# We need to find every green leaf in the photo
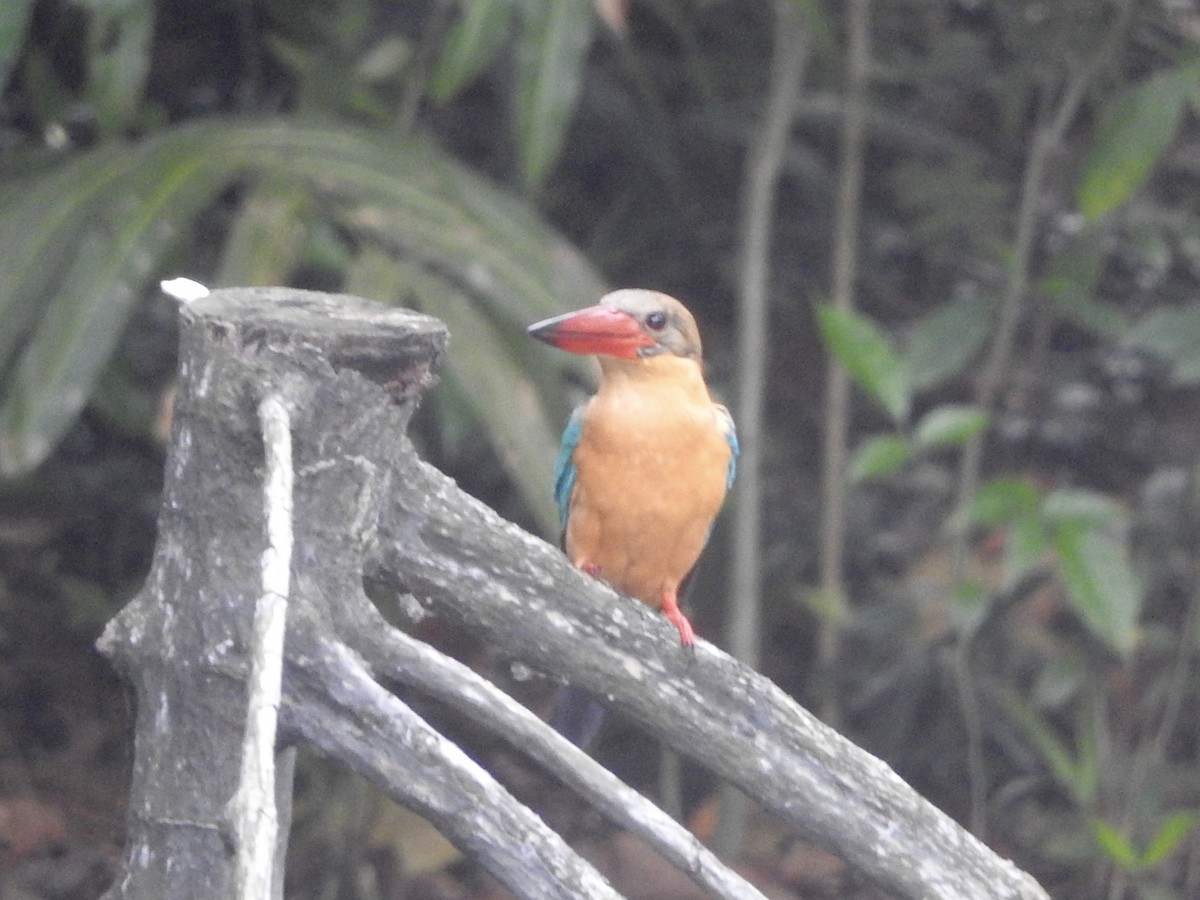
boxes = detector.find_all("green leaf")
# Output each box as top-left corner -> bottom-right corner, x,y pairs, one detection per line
513,0 -> 594,189
1040,226 -> 1126,338
1052,522 -> 1141,658
816,304 -> 910,423
905,288 -> 998,391
1122,307 -> 1200,385
1093,820 -> 1141,871
848,433 -> 911,482
345,251 -> 564,535
913,404 -> 988,449
0,120 -> 604,487
1042,489 -> 1124,529
965,477 -> 1042,526
1004,514 -> 1049,589
430,0 -> 516,102
1042,274 -> 1127,338
995,688 -> 1093,806
0,134 -> 231,474
1141,812 -> 1195,868
356,37 -> 411,83
1078,60 -> 1200,219
798,585 -> 850,626
214,175 -> 314,287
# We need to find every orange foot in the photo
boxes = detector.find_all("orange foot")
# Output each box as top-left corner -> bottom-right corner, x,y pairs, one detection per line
661,590 -> 695,651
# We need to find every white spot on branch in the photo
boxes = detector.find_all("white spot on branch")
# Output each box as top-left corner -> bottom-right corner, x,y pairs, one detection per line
160,277 -> 211,303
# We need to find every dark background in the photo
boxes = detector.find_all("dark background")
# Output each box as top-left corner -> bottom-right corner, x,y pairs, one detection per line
2,1 -> 1200,897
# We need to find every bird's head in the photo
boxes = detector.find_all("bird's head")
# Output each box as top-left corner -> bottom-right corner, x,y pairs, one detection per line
527,289 -> 703,362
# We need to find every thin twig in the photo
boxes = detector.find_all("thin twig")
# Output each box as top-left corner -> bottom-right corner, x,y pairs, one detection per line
231,393 -> 294,899
1107,493 -> 1200,900
818,0 -> 871,727
949,1 -> 1136,839
721,0 -> 810,856
395,0 -> 455,138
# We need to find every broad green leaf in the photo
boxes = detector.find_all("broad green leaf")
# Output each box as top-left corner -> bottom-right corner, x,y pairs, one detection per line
0,143 -> 139,375
513,0 -> 594,189
215,175 -> 314,287
1122,307 -> 1200,385
1042,275 -> 1127,338
1141,812 -> 1195,868
431,0 -> 516,102
799,585 -> 850,625
309,144 -> 605,352
356,37 -> 410,83
0,0 -> 36,92
0,134 -> 231,475
848,433 -> 910,482
0,120 -> 603,482
965,476 -> 1041,526
816,304 -> 910,423
1093,820 -> 1141,870
1042,489 -> 1125,529
905,288 -> 998,391
1078,59 -> 1200,219
1052,522 -> 1140,658
1003,513 -> 1048,589
913,404 -> 988,449
1041,226 -> 1126,338
346,251 -> 563,534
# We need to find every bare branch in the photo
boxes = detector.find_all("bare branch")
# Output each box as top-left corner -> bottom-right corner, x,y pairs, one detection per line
725,0 -> 811,854
228,393 -> 293,900
819,0 -> 871,719
344,603 -> 768,900
283,635 -> 620,900
101,288 -> 1048,900
368,450 -> 1049,900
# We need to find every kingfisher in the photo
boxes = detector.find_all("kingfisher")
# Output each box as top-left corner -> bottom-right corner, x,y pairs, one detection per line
528,289 -> 738,649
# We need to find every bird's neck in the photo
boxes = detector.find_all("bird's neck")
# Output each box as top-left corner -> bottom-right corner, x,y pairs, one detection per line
596,354 -> 711,401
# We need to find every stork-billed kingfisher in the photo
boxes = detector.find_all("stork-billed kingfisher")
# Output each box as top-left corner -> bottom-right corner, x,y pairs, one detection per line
528,289 -> 738,648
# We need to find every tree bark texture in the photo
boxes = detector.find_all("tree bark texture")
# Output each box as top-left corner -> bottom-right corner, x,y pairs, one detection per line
99,287 -> 1047,900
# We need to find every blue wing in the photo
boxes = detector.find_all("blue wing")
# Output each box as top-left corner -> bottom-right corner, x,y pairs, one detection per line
718,404 -> 738,490
554,401 -> 735,535
553,405 -> 586,531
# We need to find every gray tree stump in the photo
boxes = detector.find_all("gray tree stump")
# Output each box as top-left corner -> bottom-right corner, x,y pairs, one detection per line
98,287 -> 1048,900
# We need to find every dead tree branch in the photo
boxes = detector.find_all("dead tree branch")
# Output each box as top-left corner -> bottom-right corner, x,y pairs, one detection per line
100,288 -> 1047,900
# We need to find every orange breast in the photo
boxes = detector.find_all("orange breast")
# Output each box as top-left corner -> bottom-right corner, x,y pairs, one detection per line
564,367 -> 731,608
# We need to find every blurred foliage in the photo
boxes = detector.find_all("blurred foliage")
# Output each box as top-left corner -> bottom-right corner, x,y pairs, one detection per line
5,0 -> 1200,897
0,120 -> 600,531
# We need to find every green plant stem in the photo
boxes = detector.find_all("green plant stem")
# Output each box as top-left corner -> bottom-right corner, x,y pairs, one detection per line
715,0 -> 809,858
949,1 -> 1135,839
1106,508 -> 1200,899
818,0 -> 871,727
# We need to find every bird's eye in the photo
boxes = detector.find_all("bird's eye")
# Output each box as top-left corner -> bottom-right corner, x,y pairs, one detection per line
645,311 -> 668,331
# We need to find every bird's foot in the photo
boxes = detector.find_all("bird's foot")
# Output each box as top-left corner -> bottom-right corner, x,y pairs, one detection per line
581,562 -> 602,579
661,590 -> 695,652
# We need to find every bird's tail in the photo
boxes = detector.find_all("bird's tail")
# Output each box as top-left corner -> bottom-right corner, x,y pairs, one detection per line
549,685 -> 607,750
